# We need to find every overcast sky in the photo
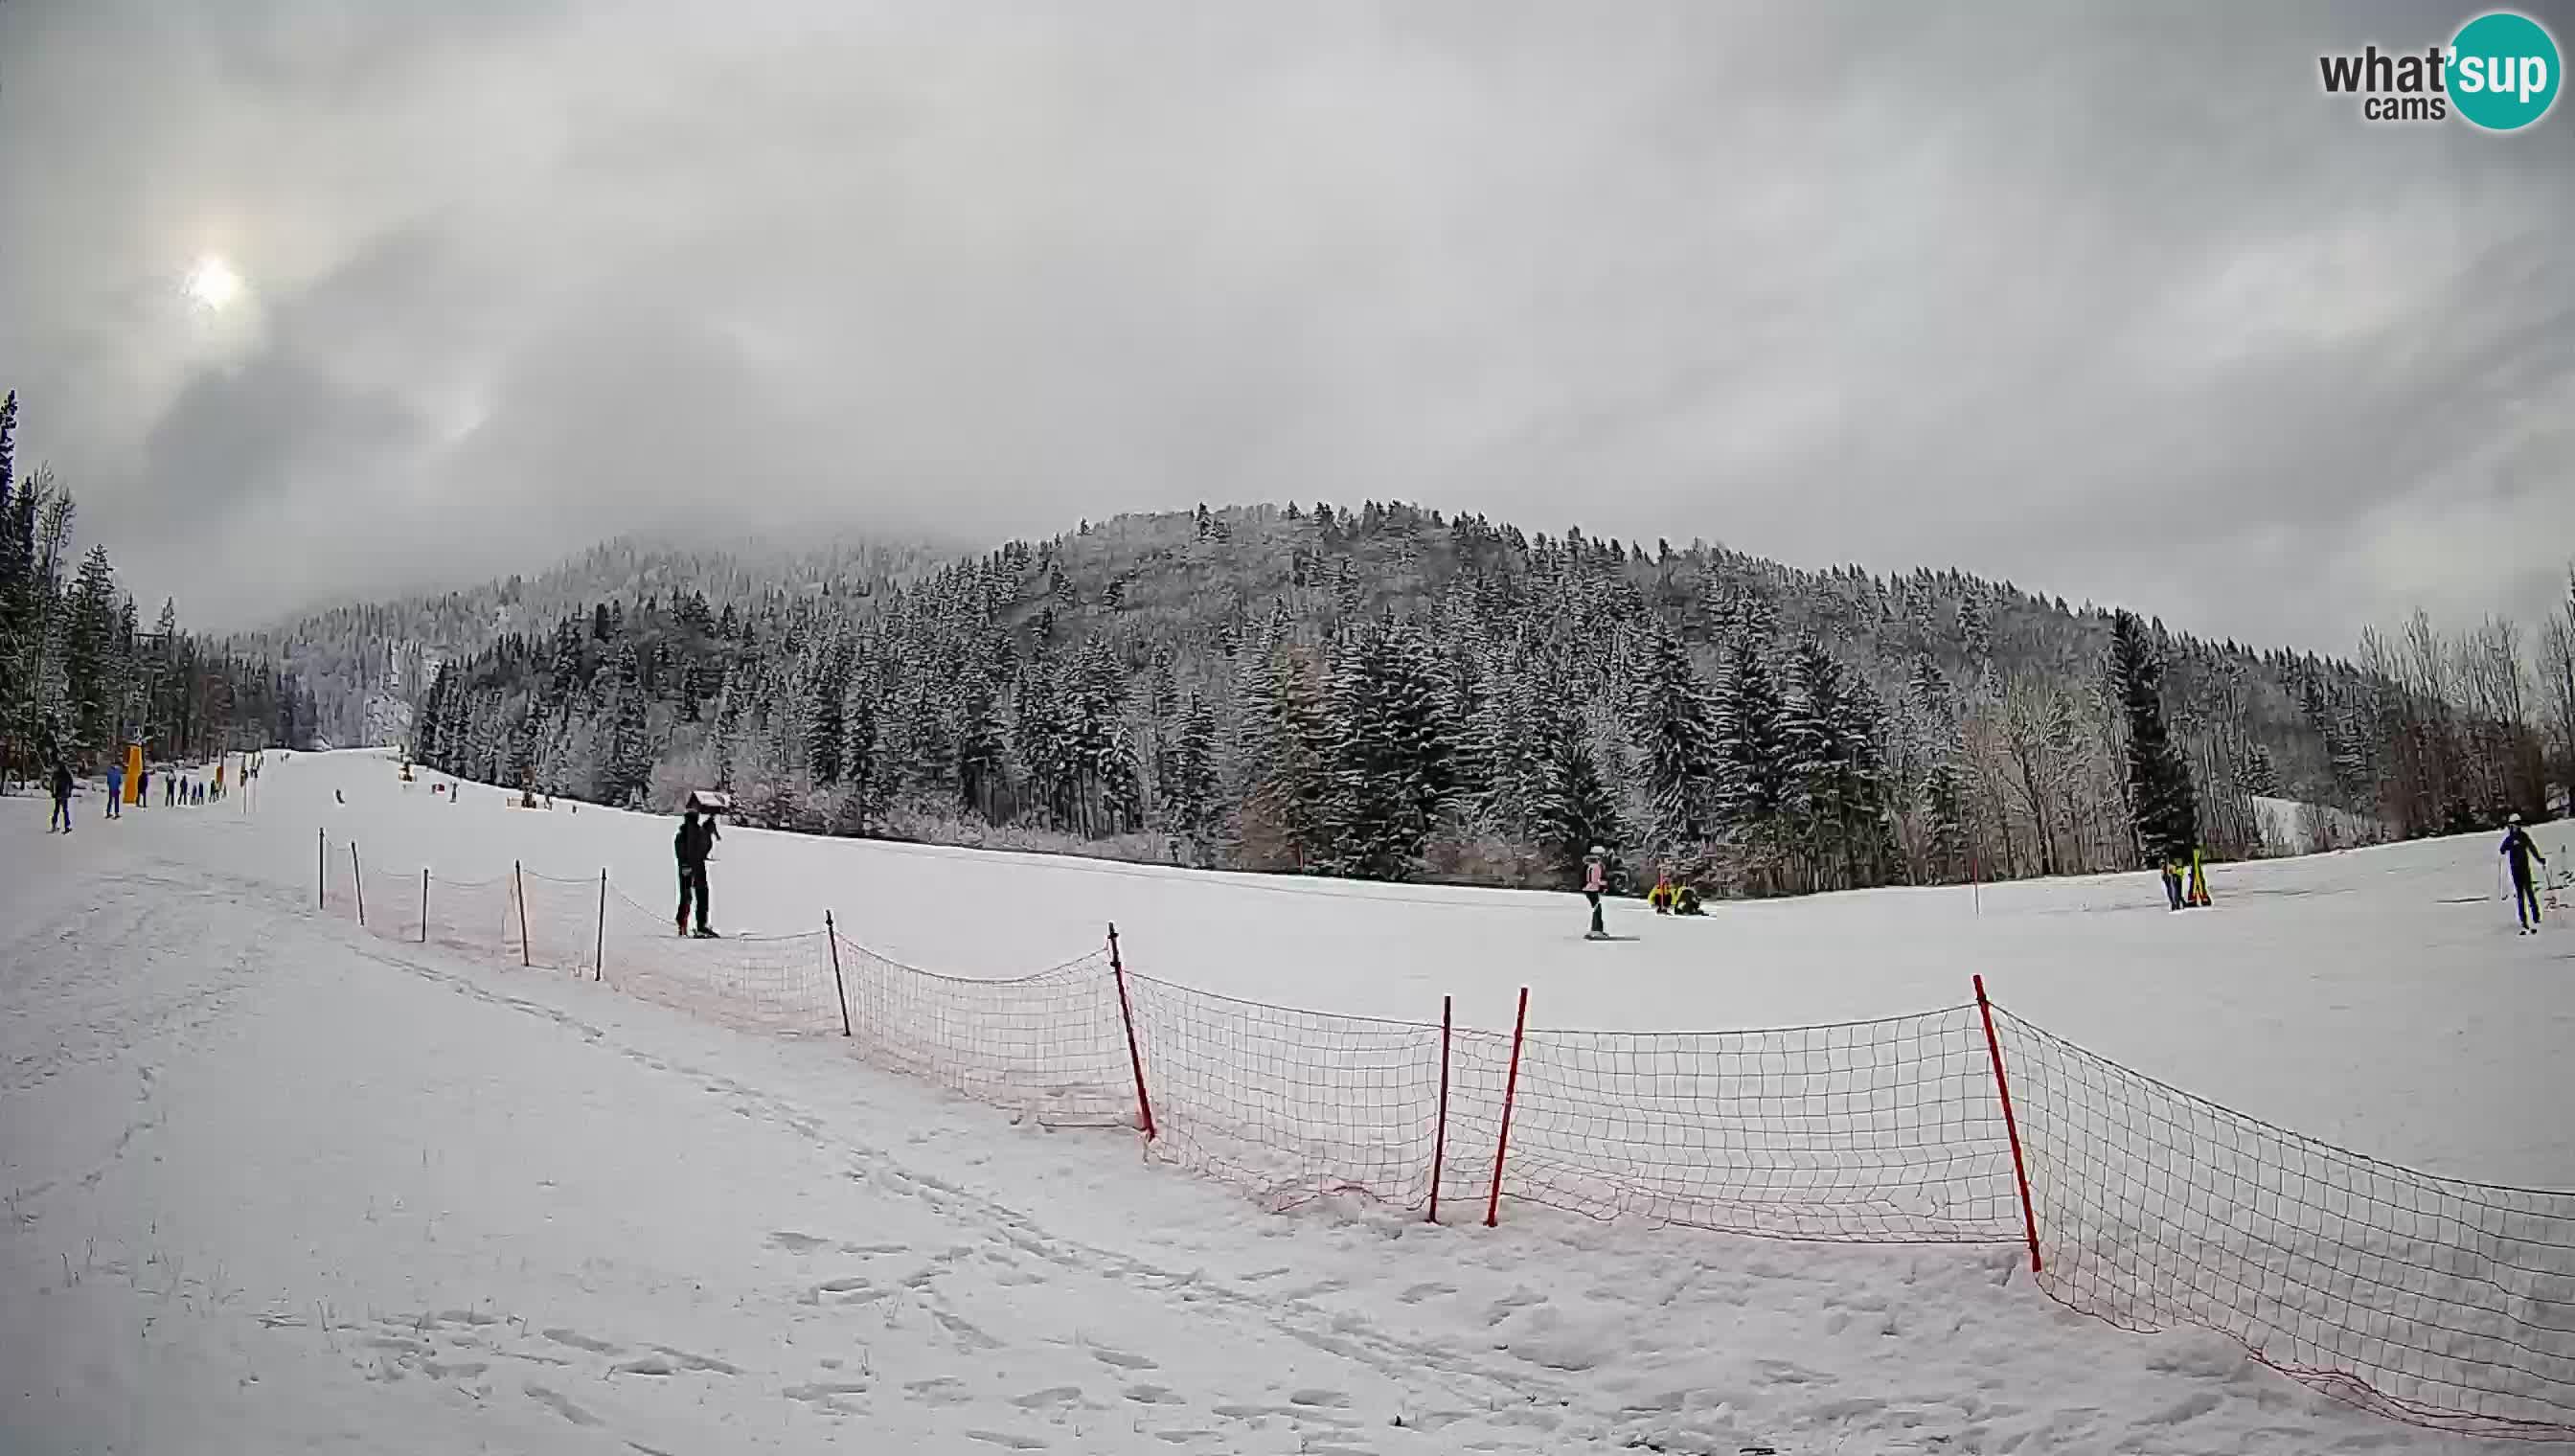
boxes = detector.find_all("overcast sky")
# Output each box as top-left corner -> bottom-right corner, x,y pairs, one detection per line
2,0 -> 2569,648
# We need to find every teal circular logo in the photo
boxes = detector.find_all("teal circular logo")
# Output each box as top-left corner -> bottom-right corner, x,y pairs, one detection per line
2450,11 -> 2561,130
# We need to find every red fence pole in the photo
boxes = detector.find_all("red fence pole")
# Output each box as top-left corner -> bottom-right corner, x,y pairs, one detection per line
1484,986 -> 1529,1229
594,870 -> 606,982
513,860 -> 531,967
420,868 -> 430,944
825,911 -> 853,1037
1106,923 -> 1157,1141
351,843 -> 366,927
1974,974 -> 2042,1274
1428,993 -> 1453,1223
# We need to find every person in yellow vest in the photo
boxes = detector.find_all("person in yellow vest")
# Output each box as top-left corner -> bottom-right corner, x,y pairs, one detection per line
1648,874 -> 1676,914
1674,883 -> 1704,916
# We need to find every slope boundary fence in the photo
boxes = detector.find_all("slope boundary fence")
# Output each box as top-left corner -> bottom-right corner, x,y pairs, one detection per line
313,830 -> 2575,1443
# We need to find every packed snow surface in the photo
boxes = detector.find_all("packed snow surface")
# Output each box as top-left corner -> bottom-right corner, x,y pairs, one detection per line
4,748 -> 2567,1453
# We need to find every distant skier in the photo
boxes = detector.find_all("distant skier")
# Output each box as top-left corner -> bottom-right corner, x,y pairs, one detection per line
1582,846 -> 1608,940
2501,814 -> 2548,934
135,766 -> 149,809
104,762 -> 123,820
47,762 -> 73,833
2160,857 -> 2185,911
674,807 -> 718,938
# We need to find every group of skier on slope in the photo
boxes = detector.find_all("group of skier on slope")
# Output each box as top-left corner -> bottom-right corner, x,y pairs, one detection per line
40,758 -> 217,832
1568,818 -> 2558,939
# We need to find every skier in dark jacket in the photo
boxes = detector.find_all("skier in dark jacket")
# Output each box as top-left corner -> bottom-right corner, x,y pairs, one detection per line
674,808 -> 718,937
2502,814 -> 2548,934
1581,846 -> 1608,939
48,762 -> 74,832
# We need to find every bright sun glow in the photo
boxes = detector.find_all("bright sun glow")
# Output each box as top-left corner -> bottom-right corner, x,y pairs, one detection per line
187,256 -> 244,311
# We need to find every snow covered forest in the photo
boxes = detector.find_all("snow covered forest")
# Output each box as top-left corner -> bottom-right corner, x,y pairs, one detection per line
0,393 -> 319,784
373,501 -> 2575,895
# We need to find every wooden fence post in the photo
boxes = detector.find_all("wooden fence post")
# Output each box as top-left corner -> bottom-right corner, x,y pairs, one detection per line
1484,986 -> 1529,1229
825,912 -> 853,1036
351,843 -> 366,927
594,870 -> 607,982
1975,974 -> 2043,1274
1428,993 -> 1453,1223
420,868 -> 430,944
1106,923 -> 1157,1141
513,860 -> 531,967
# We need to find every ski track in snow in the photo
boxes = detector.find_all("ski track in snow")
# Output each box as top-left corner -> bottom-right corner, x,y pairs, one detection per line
6,760 -> 2553,1453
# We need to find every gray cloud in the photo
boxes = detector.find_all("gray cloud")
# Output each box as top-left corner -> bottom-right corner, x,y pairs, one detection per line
1,0 -> 2569,646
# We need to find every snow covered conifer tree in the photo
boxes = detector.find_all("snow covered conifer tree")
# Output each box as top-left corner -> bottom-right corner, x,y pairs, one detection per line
1530,699 -> 1621,876
1628,626 -> 1719,871
2109,609 -> 2199,864
1323,616 -> 1453,880
603,641 -> 654,808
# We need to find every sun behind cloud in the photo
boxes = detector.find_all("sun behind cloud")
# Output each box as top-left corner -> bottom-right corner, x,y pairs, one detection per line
186,255 -> 244,311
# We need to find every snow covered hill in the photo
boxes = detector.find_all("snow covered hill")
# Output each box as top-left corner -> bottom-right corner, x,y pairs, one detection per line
5,751 -> 2568,1453
2254,793 -> 2393,855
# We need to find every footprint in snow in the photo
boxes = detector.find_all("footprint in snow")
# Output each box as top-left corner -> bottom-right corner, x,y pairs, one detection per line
965,1431 -> 1048,1450
784,1380 -> 872,1403
1013,1385 -> 1084,1409
523,1384 -> 602,1426
1288,1389 -> 1353,1409
1090,1347 -> 1159,1371
541,1328 -> 622,1354
767,1230 -> 832,1253
646,1345 -> 742,1376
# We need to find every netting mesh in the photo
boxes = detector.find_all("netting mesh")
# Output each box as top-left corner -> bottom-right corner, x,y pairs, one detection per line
511,869 -> 604,972
833,937 -> 1131,1127
1457,1008 -> 2022,1242
426,876 -> 513,959
302,836 -> 2575,1441
355,867 -> 429,945
1992,1009 -> 2575,1440
596,887 -> 838,1035
1124,974 -> 1447,1210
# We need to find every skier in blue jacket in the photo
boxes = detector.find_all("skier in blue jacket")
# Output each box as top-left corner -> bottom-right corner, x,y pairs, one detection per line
2502,814 -> 2548,934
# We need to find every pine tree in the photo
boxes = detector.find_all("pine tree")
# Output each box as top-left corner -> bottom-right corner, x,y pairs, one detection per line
1530,699 -> 1620,876
1323,617 -> 1453,879
807,633 -> 850,786
1166,692 -> 1219,841
1714,627 -> 1791,825
1628,626 -> 1720,870
835,664 -> 885,833
416,663 -> 451,766
2108,610 -> 2199,863
1242,642 -> 1333,870
602,642 -> 653,807
62,544 -> 120,755
954,659 -> 1008,822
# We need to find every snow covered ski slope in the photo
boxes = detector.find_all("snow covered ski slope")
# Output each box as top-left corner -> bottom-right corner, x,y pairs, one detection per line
4,748 -> 2570,1451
